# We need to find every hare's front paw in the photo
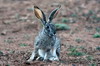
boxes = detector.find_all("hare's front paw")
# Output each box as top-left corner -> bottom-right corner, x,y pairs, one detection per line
36,57 -> 44,61
49,56 -> 59,61
25,59 -> 33,65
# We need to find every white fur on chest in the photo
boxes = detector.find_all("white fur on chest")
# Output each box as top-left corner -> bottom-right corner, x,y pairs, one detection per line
38,49 -> 45,58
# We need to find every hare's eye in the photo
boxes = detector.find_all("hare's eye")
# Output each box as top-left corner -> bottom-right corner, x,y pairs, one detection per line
46,26 -> 49,29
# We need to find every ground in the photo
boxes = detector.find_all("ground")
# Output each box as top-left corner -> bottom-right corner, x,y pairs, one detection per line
0,0 -> 100,66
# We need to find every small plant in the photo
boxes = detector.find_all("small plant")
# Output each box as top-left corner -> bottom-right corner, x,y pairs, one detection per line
9,50 -> 15,54
67,46 -> 85,56
86,55 -> 94,61
61,18 -> 70,23
89,63 -> 96,66
96,46 -> 100,51
95,27 -> 100,32
6,64 -> 10,66
0,51 -> 3,55
88,10 -> 94,15
95,17 -> 100,22
55,23 -> 70,30
75,38 -> 83,43
82,10 -> 94,17
4,39 -> 14,44
68,51 -> 85,56
15,13 -> 20,19
19,43 -> 28,47
93,33 -> 100,38
92,15 -> 100,22
70,13 -> 78,17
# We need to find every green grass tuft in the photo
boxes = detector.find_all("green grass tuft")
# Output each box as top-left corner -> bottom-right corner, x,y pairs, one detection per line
96,46 -> 100,51
95,27 -> 100,32
68,51 -> 85,56
55,23 -> 70,30
67,46 -> 86,56
19,43 -> 28,47
6,64 -> 10,66
61,18 -> 70,23
75,38 -> 83,43
4,39 -> 14,44
82,10 -> 94,17
93,33 -> 100,38
70,13 -> 78,17
89,63 -> 96,66
86,55 -> 94,61
92,15 -> 100,22
0,51 -> 3,55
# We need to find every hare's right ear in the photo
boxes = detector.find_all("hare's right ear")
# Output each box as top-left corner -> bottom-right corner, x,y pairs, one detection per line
48,6 -> 61,23
34,6 -> 46,25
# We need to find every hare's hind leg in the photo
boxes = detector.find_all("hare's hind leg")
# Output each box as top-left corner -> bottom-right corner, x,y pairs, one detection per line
43,49 -> 51,61
36,49 -> 45,61
26,48 -> 39,63
49,48 -> 59,61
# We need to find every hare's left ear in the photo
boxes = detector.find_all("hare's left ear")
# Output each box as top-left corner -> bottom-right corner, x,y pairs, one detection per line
34,6 -> 46,25
48,6 -> 60,22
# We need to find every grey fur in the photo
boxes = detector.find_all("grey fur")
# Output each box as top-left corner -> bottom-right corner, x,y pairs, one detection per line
27,26 -> 61,62
26,6 -> 61,63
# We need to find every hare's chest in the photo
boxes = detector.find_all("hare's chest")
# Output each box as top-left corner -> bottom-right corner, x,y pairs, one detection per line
35,37 -> 55,49
41,39 -> 54,48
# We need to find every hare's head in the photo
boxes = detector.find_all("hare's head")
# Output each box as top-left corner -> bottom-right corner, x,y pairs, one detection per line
34,6 -> 60,37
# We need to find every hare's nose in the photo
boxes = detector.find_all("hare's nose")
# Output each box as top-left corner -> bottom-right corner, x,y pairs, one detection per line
50,33 -> 54,36
51,34 -> 54,36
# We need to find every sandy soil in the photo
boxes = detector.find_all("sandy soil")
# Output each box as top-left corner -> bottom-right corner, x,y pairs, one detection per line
0,0 -> 100,66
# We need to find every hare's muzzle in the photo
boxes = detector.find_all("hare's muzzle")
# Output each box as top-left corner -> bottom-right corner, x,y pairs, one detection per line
49,32 -> 55,37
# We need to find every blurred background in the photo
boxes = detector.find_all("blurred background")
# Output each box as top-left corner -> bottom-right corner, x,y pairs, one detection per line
0,0 -> 100,66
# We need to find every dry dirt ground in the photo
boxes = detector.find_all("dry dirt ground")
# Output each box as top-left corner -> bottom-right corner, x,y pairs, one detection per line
0,0 -> 100,66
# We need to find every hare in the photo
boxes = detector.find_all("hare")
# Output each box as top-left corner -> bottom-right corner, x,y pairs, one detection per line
27,6 -> 61,63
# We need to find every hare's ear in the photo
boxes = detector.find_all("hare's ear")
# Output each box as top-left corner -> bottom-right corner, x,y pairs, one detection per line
48,6 -> 60,22
34,6 -> 46,25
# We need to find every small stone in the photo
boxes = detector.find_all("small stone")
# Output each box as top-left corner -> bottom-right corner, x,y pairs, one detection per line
12,28 -> 21,33
19,17 -> 28,22
1,30 -> 7,35
2,20 -> 11,24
